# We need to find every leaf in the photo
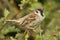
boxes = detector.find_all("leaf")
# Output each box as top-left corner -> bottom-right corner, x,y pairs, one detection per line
4,8 -> 9,18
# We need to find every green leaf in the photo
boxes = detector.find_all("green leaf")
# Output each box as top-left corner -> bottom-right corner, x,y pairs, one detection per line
4,8 -> 9,18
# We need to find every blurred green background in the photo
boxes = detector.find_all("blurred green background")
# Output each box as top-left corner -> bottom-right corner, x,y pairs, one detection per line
0,0 -> 60,40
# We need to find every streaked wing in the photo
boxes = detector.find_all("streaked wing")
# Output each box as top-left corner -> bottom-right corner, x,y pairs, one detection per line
21,13 -> 39,26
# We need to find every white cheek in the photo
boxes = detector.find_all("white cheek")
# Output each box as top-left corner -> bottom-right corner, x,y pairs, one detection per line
34,11 -> 40,16
34,11 -> 37,14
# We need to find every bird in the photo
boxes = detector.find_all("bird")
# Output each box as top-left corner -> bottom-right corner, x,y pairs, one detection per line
5,8 -> 45,40
6,8 -> 45,30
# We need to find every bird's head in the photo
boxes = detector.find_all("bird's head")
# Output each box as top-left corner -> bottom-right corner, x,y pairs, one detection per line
34,8 -> 45,20
35,8 -> 44,17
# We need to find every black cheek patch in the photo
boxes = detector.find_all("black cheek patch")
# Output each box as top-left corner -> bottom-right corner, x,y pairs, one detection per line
41,11 -> 44,16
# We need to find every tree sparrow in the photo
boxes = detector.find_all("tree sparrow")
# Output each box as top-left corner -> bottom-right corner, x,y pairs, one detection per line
6,8 -> 45,30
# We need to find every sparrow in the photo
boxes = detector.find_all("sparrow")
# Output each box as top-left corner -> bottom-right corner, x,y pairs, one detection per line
6,8 -> 45,30
5,8 -> 45,40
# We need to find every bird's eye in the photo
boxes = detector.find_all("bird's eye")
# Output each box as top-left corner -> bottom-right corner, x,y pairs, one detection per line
36,10 -> 38,13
